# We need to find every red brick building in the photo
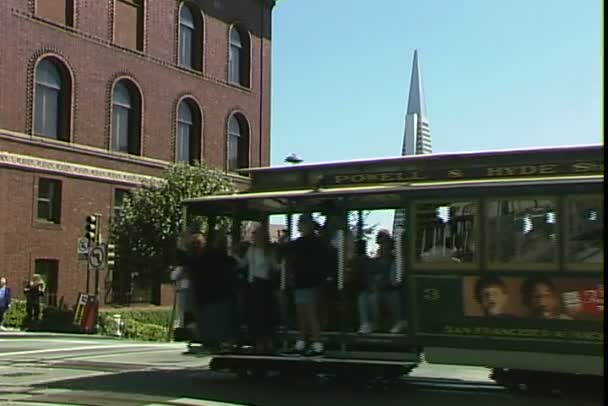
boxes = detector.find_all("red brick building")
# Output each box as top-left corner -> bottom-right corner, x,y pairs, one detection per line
0,0 -> 274,307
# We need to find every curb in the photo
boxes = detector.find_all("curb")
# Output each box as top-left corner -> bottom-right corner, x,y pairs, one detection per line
0,331 -> 122,340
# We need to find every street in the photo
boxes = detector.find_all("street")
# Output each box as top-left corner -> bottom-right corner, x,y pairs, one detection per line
0,333 -> 602,406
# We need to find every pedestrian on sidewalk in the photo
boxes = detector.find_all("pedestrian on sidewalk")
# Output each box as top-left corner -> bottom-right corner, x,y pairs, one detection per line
0,277 -> 11,330
24,274 -> 45,327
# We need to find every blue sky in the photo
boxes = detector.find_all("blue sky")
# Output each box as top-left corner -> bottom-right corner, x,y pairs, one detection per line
269,0 -> 602,166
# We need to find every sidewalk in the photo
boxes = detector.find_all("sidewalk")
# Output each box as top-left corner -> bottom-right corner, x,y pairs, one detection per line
0,327 -> 121,340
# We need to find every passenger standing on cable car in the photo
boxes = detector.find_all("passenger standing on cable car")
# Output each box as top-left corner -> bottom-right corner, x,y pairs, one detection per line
377,230 -> 407,333
284,214 -> 332,356
177,229 -> 206,344
318,214 -> 355,330
233,224 -> 280,354
192,230 -> 238,352
357,230 -> 406,333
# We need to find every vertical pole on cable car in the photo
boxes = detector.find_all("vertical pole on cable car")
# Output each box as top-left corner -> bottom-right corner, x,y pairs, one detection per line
395,227 -> 404,284
354,210 -> 364,346
337,208 -> 347,352
355,209 -> 364,340
168,204 -> 188,342
231,212 -> 242,348
402,200 -> 414,338
280,210 -> 293,351
395,225 -> 407,344
230,213 -> 241,255
357,210 -> 364,238
208,216 -> 217,246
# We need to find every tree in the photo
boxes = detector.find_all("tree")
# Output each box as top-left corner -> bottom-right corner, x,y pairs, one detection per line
111,163 -> 235,305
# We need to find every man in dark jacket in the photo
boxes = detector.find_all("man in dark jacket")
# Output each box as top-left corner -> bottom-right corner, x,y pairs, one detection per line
187,230 -> 238,351
0,277 -> 11,330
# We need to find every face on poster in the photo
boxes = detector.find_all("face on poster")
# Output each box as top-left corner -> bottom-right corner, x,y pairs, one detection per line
463,276 -> 603,321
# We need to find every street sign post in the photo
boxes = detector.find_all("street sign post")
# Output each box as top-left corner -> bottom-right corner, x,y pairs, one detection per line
88,245 -> 105,268
77,238 -> 89,254
77,237 -> 89,261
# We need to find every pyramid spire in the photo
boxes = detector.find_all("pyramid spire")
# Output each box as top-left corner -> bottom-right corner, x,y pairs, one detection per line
406,49 -> 428,118
400,49 -> 432,156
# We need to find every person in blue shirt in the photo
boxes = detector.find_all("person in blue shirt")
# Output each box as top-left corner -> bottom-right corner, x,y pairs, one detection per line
0,277 -> 11,330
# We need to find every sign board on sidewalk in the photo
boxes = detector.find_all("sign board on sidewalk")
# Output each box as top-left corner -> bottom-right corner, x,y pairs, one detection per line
73,293 -> 98,332
81,296 -> 98,333
73,293 -> 89,325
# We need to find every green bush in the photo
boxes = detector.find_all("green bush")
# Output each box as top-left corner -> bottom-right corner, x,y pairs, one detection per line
2,300 -> 81,333
2,300 -> 28,328
124,319 -> 168,341
97,307 -> 172,341
3,301 -> 172,341
98,313 -> 169,341
99,307 -> 172,328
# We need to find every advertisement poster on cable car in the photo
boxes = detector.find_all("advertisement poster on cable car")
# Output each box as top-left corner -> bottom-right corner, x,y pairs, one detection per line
414,276 -> 604,346
462,276 -> 603,321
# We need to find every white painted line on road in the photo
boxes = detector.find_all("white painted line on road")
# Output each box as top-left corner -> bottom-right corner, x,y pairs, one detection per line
167,398 -> 252,406
0,338 -> 109,345
28,388 -> 73,395
75,347 -> 191,360
0,370 -> 111,388
0,343 -> 181,358
0,401 -> 51,406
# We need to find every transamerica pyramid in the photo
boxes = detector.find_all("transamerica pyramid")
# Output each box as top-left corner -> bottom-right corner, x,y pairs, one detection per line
401,49 -> 431,155
394,50 -> 432,232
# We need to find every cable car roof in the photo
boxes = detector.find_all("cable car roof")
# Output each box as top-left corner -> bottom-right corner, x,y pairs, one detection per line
184,175 -> 603,217
237,144 -> 604,193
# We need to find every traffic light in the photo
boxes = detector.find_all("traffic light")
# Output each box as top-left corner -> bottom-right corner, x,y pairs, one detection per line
85,215 -> 98,243
106,243 -> 116,268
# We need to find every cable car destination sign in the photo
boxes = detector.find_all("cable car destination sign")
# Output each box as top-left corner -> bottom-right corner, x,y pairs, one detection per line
328,161 -> 603,186
245,146 -> 604,192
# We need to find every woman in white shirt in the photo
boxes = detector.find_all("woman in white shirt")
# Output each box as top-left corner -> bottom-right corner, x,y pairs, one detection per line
234,224 -> 280,354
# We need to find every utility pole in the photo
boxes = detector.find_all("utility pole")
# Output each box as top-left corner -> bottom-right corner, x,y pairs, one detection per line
84,214 -> 99,294
94,212 -> 102,298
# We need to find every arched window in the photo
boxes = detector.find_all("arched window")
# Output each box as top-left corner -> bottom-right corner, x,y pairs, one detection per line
34,58 -> 71,141
111,79 -> 141,155
176,99 -> 202,163
178,2 -> 203,70
228,113 -> 249,171
228,26 -> 250,87
178,5 -> 194,68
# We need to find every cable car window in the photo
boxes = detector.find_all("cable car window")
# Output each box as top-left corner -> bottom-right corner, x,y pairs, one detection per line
567,195 -> 603,267
414,201 -> 477,266
487,198 -> 558,265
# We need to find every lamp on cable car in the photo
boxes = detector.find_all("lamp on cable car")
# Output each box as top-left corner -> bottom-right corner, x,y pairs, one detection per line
284,153 -> 303,164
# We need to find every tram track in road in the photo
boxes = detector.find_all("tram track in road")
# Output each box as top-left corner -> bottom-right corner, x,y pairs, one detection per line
236,368 -> 601,402
398,374 -> 603,403
401,375 -> 506,392
305,372 -> 507,395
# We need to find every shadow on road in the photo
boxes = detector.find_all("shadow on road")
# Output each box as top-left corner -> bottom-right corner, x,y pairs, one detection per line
33,367 -> 602,406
